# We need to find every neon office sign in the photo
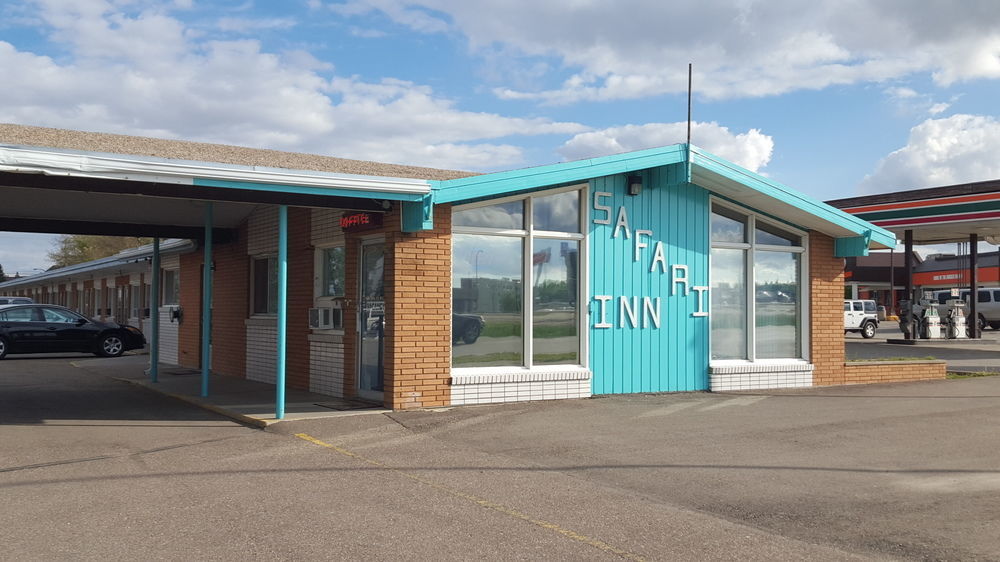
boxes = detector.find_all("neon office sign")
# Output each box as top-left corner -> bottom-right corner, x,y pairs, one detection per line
591,192 -> 709,329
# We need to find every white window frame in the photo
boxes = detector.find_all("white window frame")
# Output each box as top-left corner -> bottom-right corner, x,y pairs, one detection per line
451,184 -> 589,373
161,269 -> 180,306
709,197 -> 811,365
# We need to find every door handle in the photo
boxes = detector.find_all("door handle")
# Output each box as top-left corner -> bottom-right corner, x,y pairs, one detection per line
47,327 -> 58,331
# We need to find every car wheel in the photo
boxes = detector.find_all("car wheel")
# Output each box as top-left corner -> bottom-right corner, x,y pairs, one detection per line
0,336 -> 7,360
990,322 -> 1000,331
861,322 -> 877,339
461,323 -> 482,345
97,333 -> 125,357
979,315 -> 988,333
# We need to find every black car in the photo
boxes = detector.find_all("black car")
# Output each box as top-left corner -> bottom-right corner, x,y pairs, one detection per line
0,304 -> 146,359
452,313 -> 485,344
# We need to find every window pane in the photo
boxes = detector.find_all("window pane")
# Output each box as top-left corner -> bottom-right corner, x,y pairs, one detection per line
711,248 -> 747,359
454,201 -> 524,229
755,251 -> 800,359
532,190 -> 580,233
532,239 -> 579,365
2,308 -> 34,322
452,234 -> 523,367
711,205 -> 747,243
323,247 -> 345,297
268,257 -> 279,314
755,221 -> 801,246
253,258 -> 270,314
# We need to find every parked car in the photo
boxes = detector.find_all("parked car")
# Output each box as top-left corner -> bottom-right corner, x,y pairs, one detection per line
0,297 -> 33,305
452,313 -> 485,344
844,299 -> 879,338
0,304 -> 145,360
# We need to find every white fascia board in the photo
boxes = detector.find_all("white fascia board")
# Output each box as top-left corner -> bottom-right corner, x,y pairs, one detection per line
0,145 -> 431,195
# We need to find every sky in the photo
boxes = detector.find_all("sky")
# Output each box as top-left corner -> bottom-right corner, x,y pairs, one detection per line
3,0 -> 1000,274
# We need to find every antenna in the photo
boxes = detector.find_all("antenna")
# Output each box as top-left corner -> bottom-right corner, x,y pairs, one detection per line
687,63 -> 692,146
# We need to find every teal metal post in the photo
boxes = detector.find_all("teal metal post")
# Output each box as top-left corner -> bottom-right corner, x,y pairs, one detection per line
276,205 -> 288,419
150,237 -> 160,383
201,202 -> 213,397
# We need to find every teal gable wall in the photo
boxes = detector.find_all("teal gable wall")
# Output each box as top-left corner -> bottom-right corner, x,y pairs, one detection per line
589,165 -> 710,394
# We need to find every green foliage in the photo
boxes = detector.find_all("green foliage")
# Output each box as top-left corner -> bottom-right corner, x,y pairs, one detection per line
0,263 -> 6,282
47,235 -> 152,268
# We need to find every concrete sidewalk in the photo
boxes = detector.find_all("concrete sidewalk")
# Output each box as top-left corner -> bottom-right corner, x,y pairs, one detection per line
73,354 -> 389,427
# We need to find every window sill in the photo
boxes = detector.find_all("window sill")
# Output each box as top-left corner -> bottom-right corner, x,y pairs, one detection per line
245,315 -> 277,327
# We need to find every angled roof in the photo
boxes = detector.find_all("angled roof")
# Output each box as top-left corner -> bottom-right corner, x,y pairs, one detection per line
0,123 -> 473,181
435,144 -> 896,251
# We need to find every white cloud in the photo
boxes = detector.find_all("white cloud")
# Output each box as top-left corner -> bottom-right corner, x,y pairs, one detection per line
883,86 -> 953,117
0,1 -> 585,171
216,17 -> 297,33
860,114 -> 1000,193
558,121 -> 773,173
330,0 -> 1000,102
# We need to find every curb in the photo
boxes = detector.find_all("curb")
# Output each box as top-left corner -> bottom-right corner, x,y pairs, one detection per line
112,377 -> 273,429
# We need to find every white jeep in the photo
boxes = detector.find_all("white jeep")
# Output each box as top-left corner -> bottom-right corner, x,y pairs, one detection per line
844,299 -> 879,338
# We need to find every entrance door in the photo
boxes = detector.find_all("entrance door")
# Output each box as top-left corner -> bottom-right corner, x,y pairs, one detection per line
357,241 -> 385,400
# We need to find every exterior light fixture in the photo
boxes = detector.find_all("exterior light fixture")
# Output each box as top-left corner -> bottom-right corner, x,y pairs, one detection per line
627,174 -> 643,196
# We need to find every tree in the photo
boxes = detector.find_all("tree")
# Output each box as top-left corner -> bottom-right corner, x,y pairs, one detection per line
47,235 -> 152,268
0,263 -> 7,282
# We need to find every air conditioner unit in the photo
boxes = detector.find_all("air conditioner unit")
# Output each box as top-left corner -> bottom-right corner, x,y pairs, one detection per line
309,307 -> 342,330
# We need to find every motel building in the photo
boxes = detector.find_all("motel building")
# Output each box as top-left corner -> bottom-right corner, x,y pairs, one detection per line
0,125 -> 946,413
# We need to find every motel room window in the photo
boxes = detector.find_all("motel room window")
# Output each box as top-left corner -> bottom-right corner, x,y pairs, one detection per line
710,201 -> 806,362
162,270 -> 180,306
252,257 -> 279,315
321,247 -> 345,297
452,187 -> 584,369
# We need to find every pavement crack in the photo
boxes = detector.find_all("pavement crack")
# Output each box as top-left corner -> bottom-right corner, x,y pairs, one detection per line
0,436 -> 240,473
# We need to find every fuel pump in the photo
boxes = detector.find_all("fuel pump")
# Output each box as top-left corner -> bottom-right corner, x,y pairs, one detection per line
945,299 -> 968,339
919,300 -> 942,339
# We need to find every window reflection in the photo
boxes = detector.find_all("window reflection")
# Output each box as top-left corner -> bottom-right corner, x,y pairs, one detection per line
452,234 -> 523,367
453,201 -> 524,229
754,251 -> 800,358
532,191 -> 580,233
755,221 -> 801,246
532,239 -> 579,365
711,248 -> 747,360
711,204 -> 746,243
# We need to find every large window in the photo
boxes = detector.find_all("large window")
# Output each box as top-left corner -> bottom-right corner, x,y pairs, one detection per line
710,201 -> 806,361
452,187 -> 584,369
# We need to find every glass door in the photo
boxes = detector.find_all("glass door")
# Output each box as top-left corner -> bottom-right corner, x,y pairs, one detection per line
358,241 -> 385,400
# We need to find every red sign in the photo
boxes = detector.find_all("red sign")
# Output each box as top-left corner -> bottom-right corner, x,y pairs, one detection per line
340,212 -> 383,231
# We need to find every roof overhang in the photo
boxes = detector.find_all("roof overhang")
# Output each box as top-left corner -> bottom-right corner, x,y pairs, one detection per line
433,144 -> 894,255
827,180 -> 1000,244
0,144 -> 433,239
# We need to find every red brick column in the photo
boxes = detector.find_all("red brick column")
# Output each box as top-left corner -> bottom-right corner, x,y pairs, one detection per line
286,207 -> 313,391
178,252 -> 202,369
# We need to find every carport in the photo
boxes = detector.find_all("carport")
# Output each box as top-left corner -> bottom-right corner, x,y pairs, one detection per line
0,125 -> 451,418
828,179 -> 1000,339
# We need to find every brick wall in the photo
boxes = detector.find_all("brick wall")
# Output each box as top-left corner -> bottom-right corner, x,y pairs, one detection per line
286,207 -> 313,391
810,233 -> 945,385
843,361 -> 946,384
343,205 -> 452,409
209,224 -> 248,379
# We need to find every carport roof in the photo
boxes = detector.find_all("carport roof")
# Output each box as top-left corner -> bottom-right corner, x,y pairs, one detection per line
0,123 -> 474,240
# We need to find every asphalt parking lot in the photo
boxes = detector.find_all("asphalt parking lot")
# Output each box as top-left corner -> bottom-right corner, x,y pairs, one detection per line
3,355 -> 1000,560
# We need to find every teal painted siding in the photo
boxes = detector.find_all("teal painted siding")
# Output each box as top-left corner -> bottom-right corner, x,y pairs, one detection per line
589,165 -> 709,394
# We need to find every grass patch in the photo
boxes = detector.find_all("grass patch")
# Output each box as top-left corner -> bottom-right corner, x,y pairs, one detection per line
947,371 -> 1000,379
480,322 -> 576,339
847,356 -> 936,362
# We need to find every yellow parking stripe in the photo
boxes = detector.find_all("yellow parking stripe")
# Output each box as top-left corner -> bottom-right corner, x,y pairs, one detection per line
294,432 -> 645,561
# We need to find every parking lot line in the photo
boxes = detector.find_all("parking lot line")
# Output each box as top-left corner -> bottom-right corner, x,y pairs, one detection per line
294,432 -> 646,561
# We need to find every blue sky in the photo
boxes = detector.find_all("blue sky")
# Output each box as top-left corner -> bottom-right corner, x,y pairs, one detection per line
3,0 -> 1000,274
